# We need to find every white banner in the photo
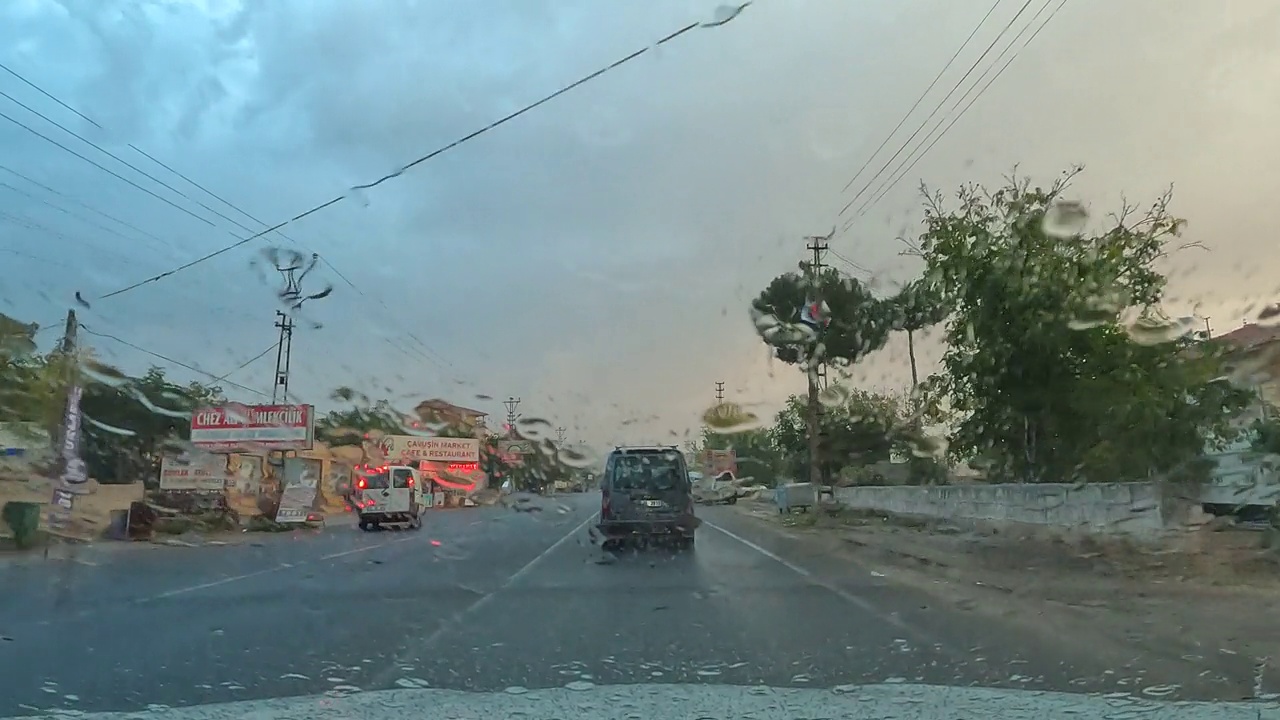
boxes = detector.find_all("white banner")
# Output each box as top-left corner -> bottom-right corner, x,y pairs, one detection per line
375,435 -> 480,463
160,452 -> 231,491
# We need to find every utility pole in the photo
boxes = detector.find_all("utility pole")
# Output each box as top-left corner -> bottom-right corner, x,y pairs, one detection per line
805,231 -> 832,487
43,305 -> 89,551
714,381 -> 725,404
271,261 -> 303,404
271,311 -> 294,404
504,397 -> 521,437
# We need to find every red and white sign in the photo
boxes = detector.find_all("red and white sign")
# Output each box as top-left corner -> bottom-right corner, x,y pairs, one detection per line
190,403 -> 315,451
374,435 -> 480,463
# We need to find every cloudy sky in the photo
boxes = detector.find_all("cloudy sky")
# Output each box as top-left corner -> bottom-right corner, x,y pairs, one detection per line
1,0 -> 1276,448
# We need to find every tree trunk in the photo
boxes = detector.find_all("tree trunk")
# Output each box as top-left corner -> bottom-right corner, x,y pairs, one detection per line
907,329 -> 919,389
807,370 -> 822,485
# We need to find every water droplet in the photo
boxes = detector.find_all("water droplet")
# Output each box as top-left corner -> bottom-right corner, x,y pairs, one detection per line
346,186 -> 371,208
557,445 -> 598,469
1124,313 -> 1197,346
1255,303 -> 1280,328
701,403 -> 763,434
1042,199 -> 1088,238
83,415 -> 137,437
818,384 -> 851,407
703,3 -> 749,28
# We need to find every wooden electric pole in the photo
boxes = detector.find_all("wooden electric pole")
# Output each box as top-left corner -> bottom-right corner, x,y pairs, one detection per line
805,231 -> 832,486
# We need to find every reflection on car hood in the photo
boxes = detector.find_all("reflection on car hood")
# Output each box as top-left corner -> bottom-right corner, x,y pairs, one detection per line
8,683 -> 1277,719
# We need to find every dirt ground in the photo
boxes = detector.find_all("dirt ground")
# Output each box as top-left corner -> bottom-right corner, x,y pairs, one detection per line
736,499 -> 1280,696
0,476 -> 143,543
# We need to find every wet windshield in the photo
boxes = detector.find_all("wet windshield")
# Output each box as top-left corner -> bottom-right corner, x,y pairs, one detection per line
3,2 -> 1280,719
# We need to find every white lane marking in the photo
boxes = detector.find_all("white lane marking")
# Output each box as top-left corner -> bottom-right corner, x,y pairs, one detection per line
432,513 -> 595,628
140,534 -> 422,602
320,534 -> 418,560
370,513 -> 596,687
702,518 -> 917,634
143,565 -> 291,601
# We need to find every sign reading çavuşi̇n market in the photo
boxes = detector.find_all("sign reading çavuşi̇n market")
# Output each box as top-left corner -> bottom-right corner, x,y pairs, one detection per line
375,435 -> 479,463
190,403 -> 315,451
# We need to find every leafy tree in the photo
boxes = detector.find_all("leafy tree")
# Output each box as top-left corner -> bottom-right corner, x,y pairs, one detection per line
770,388 -> 904,481
0,312 -> 39,359
0,314 -> 48,428
315,400 -> 405,447
752,269 -> 894,484
697,425 -> 786,482
886,278 -> 946,388
752,268 -> 893,367
80,366 -> 224,484
917,169 -> 1250,483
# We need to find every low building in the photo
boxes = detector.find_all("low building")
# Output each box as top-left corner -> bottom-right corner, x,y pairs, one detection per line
412,398 -> 489,438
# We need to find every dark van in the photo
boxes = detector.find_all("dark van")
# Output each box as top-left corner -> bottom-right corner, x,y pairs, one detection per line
597,445 -> 698,548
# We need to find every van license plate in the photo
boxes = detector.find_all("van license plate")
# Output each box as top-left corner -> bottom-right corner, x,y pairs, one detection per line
641,500 -> 665,508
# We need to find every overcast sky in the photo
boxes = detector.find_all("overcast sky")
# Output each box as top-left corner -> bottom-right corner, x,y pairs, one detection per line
1,0 -> 1276,449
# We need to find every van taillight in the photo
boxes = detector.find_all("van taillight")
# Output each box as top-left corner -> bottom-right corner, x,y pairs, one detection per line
407,478 -> 414,487
356,478 -> 367,490
601,490 -> 610,519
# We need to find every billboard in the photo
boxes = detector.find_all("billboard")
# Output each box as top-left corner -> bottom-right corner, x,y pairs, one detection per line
702,448 -> 737,478
276,456 -> 321,523
499,438 -> 532,467
160,451 -> 232,491
374,435 -> 480,463
190,404 -> 315,452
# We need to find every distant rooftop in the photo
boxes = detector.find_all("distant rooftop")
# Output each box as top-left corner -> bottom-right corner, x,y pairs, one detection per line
1215,323 -> 1280,350
414,398 -> 488,419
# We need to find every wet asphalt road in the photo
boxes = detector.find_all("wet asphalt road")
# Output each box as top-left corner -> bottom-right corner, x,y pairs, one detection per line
0,494 -> 1258,716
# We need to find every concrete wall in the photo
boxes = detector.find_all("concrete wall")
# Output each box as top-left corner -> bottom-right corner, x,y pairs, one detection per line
833,482 -> 1166,536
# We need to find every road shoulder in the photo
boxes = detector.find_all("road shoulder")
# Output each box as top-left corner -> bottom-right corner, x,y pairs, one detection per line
721,499 -> 1280,700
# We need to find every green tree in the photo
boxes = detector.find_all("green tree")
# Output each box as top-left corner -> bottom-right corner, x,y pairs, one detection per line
80,367 -> 224,484
770,388 -> 904,481
697,425 -> 786,482
917,169 -> 1250,483
0,314 -> 48,428
752,269 -> 892,367
886,278 -> 946,389
315,399 -> 405,447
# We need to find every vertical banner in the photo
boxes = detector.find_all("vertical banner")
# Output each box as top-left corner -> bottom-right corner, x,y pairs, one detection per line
56,385 -> 89,492
48,383 -> 88,532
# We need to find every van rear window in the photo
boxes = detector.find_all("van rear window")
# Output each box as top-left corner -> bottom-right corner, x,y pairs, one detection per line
611,452 -> 685,491
360,471 -> 390,489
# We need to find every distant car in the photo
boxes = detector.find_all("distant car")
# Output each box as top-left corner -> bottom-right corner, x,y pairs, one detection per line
596,445 -> 697,549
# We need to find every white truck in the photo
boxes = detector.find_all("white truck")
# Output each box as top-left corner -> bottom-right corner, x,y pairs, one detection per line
353,464 -> 426,531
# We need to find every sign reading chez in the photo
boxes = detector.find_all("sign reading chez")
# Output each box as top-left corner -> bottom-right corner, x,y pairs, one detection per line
375,435 -> 480,464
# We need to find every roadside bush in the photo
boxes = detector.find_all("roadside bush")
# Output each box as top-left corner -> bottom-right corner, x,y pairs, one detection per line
1,501 -> 41,549
907,457 -> 948,485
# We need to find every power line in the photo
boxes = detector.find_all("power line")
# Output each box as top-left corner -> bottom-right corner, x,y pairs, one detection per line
0,68 -> 457,376
211,341 -> 279,385
0,107 -> 219,228
837,0 -> 1005,197
89,9 -> 749,299
78,325 -> 270,398
0,163 -> 172,247
849,0 -> 1067,222
837,0 -> 1037,218
3,7 -> 750,393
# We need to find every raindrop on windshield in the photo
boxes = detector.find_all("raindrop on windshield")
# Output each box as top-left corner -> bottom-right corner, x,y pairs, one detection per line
1042,199 -> 1088,239
702,402 -> 763,434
